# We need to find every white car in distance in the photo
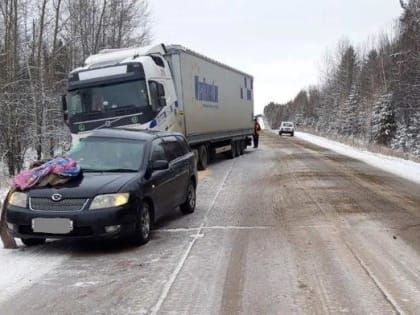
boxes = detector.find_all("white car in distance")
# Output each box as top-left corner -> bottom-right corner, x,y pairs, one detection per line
279,121 -> 294,136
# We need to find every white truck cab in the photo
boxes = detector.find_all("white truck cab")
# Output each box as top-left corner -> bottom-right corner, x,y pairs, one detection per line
64,44 -> 181,140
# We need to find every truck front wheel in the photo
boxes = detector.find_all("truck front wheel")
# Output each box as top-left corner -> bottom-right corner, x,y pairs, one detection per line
197,145 -> 208,170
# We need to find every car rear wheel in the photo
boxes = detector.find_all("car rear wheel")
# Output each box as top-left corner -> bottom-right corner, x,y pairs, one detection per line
180,181 -> 196,214
133,201 -> 151,245
21,238 -> 46,246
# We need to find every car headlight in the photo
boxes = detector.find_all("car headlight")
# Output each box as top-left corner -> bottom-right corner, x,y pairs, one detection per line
8,192 -> 27,208
89,193 -> 129,210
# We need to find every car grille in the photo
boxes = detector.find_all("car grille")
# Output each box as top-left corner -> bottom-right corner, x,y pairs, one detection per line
29,198 -> 88,211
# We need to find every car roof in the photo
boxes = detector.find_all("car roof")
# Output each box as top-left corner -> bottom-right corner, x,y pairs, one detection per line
88,128 -> 184,141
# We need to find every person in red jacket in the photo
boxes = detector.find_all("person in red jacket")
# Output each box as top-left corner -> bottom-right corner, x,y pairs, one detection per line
253,118 -> 261,148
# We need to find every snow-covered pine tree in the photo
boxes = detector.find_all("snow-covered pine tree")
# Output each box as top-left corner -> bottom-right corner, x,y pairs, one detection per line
341,88 -> 360,136
371,94 -> 396,145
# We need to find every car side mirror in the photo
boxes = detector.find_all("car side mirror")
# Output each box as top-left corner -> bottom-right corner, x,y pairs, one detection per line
152,160 -> 169,171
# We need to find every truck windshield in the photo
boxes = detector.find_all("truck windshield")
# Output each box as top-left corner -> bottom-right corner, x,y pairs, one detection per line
67,137 -> 146,172
68,79 -> 149,117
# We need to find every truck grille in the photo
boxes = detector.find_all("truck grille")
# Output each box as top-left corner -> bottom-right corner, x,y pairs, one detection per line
29,198 -> 88,211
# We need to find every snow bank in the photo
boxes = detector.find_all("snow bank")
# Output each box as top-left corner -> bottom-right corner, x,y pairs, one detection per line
0,243 -> 68,303
0,188 -> 68,304
294,131 -> 420,185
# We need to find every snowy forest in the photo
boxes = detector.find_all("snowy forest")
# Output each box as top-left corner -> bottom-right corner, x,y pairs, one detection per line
264,0 -> 420,158
0,0 -> 151,176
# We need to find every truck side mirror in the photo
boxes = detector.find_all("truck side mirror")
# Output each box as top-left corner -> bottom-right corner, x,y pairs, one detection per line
159,97 -> 167,107
157,83 -> 165,97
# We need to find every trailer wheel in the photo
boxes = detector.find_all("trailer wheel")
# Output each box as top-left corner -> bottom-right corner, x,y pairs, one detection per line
227,141 -> 237,159
192,149 -> 199,168
197,145 -> 208,170
238,140 -> 244,155
242,140 -> 248,153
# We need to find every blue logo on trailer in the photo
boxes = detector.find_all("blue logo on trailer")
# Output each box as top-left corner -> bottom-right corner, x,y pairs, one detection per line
195,76 -> 219,103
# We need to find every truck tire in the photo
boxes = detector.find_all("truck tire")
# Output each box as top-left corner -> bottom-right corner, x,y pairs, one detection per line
238,140 -> 244,155
192,149 -> 199,168
227,141 -> 237,159
235,141 -> 241,155
197,145 -> 208,170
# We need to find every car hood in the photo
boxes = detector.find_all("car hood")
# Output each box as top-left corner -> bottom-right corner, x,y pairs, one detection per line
26,172 -> 141,199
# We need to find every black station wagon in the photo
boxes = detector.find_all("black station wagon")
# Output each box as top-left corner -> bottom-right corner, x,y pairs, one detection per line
6,128 -> 198,246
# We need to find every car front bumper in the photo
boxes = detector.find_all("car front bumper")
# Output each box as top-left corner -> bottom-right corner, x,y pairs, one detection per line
279,129 -> 294,134
6,203 -> 137,239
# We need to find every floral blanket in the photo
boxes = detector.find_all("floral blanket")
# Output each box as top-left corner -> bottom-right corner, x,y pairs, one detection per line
12,157 -> 80,191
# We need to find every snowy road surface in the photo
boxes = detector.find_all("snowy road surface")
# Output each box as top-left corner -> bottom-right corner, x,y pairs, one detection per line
1,131 -> 420,314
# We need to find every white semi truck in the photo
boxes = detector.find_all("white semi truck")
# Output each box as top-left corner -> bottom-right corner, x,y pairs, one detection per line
63,44 -> 254,169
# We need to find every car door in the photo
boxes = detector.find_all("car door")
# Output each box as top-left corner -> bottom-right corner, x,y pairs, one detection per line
162,136 -> 190,207
147,138 -> 175,219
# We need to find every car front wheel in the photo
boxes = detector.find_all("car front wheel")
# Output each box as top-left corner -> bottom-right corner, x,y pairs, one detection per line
180,181 -> 196,214
133,201 -> 151,245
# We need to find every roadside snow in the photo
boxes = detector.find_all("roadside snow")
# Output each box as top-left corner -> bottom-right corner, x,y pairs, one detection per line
0,243 -> 68,304
0,188 -> 68,304
293,131 -> 420,185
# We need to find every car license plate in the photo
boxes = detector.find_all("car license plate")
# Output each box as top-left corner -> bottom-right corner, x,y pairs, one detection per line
32,218 -> 73,234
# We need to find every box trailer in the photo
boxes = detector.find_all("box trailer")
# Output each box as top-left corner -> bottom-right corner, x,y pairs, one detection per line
63,44 -> 255,169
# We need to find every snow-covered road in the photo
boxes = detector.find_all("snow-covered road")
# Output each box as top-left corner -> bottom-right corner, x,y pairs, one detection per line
0,131 -> 420,314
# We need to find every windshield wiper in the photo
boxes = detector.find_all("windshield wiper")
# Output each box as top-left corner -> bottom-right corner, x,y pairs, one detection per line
81,168 -> 104,172
81,168 -> 138,173
100,168 -> 138,173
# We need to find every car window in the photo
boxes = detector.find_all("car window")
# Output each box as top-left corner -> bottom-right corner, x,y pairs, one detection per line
176,135 -> 190,154
163,136 -> 185,161
151,139 -> 167,162
67,137 -> 145,171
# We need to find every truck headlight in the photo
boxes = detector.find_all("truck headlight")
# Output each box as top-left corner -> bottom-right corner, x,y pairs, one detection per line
89,193 -> 129,210
8,192 -> 27,208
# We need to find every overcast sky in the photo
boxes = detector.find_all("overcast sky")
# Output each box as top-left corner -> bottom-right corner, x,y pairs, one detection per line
150,0 -> 403,115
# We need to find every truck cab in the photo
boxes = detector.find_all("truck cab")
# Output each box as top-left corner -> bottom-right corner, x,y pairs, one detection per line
63,44 -> 182,141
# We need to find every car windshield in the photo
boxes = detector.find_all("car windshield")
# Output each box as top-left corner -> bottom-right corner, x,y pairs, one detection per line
67,137 -> 146,172
283,123 -> 293,127
67,79 -> 149,117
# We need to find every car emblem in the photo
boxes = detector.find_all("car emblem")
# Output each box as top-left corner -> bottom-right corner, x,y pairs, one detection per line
51,193 -> 62,202
105,120 -> 111,127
